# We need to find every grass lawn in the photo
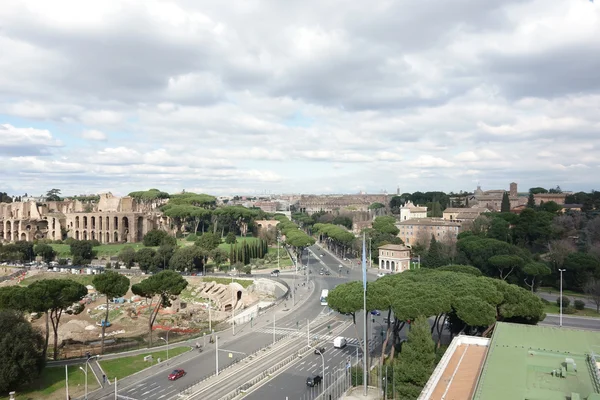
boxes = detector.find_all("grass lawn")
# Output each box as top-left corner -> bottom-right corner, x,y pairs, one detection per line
543,304 -> 600,318
20,273 -> 96,287
217,236 -> 259,252
100,346 -> 191,380
1,364 -> 99,400
539,286 -> 588,298
266,247 -> 293,268
50,242 -> 152,258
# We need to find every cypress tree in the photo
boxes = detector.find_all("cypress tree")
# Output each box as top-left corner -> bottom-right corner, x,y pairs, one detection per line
527,193 -> 535,208
501,192 -> 511,213
229,244 -> 234,266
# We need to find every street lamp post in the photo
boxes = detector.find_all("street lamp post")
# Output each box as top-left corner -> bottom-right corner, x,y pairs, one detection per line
79,366 -> 88,400
232,279 -> 236,336
312,347 -> 326,394
559,269 -> 566,327
160,327 -> 172,362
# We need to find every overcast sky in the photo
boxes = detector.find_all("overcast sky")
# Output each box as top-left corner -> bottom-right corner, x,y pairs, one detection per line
1,0 -> 599,197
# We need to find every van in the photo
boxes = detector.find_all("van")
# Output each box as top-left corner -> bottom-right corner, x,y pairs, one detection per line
333,337 -> 347,348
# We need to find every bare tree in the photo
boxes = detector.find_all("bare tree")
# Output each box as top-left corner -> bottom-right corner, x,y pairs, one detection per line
585,216 -> 600,245
584,279 -> 600,313
547,239 -> 576,270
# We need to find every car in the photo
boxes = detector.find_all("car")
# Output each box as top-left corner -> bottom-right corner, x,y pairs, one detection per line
320,254 -> 324,257
377,272 -> 386,278
306,375 -> 322,387
333,337 -> 347,348
370,310 -> 381,316
168,369 -> 186,381
270,269 -> 280,277
319,271 -> 324,275
324,271 -> 331,275
314,347 -> 325,355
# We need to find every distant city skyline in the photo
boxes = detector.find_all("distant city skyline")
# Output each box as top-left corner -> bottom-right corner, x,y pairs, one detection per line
0,1 -> 599,196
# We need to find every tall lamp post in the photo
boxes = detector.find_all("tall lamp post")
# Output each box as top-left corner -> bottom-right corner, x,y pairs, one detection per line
79,367 -> 88,400
312,347 -> 326,394
160,327 -> 172,362
559,268 -> 566,327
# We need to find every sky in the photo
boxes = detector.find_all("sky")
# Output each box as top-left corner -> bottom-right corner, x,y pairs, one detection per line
1,0 -> 599,197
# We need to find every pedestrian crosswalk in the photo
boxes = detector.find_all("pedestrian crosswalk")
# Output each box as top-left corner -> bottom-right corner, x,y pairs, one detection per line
251,327 -> 377,351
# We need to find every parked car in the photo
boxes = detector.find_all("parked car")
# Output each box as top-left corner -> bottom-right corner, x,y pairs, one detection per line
306,375 -> 323,387
168,369 -> 186,381
325,271 -> 331,275
370,310 -> 381,316
270,269 -> 280,277
377,272 -> 386,278
314,346 -> 326,355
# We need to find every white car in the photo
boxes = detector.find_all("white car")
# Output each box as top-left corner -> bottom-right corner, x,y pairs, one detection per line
377,272 -> 386,278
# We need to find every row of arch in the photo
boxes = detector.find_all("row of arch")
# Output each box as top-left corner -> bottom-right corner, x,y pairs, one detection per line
74,230 -> 122,243
73,216 -> 129,231
380,259 -> 397,271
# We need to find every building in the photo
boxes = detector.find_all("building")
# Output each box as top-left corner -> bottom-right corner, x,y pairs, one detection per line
419,322 -> 600,400
0,193 -> 167,244
534,193 -> 568,205
469,182 -> 527,211
378,244 -> 411,273
254,220 -> 279,232
252,201 -> 278,213
399,201 -> 428,221
396,218 -> 461,246
298,194 -> 389,215
442,207 -> 489,223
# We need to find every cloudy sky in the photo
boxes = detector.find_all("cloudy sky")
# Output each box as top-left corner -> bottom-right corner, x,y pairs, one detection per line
1,0 -> 599,197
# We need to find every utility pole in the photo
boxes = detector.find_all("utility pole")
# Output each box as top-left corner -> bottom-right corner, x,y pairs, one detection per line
273,311 -> 276,344
277,235 -> 280,270
307,318 -> 310,347
362,232 -> 368,395
215,335 -> 219,376
559,269 -> 566,327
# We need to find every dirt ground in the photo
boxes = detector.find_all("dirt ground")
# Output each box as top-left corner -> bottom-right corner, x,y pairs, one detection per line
22,272 -> 260,357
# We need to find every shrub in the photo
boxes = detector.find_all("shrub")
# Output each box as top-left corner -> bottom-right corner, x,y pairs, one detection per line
186,234 -> 198,242
540,298 -> 550,305
556,296 -> 570,308
574,299 -> 585,310
564,306 -> 576,315
90,239 -> 101,247
64,237 -> 77,246
242,265 -> 252,275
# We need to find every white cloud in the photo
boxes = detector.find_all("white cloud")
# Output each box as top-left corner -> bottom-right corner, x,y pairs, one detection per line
0,0 -> 599,195
81,129 -> 107,141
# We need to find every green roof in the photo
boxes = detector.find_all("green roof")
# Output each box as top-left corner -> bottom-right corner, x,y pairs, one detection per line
472,322 -> 600,400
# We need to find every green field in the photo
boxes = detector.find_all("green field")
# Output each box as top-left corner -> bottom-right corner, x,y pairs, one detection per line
266,247 -> 294,268
543,304 -> 600,318
100,347 -> 190,380
50,242 -> 153,258
217,236 -> 259,252
1,364 -> 99,400
19,273 -> 97,287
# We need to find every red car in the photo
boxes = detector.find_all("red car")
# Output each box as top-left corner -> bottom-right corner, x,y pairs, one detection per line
168,369 -> 186,381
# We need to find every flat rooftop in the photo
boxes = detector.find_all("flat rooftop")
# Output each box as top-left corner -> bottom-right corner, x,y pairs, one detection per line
472,322 -> 600,400
429,344 -> 487,399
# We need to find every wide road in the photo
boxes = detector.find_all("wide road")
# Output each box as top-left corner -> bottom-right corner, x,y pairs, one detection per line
89,245 -> 346,400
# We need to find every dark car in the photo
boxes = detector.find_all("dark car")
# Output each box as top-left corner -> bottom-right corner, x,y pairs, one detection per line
370,310 -> 381,316
270,269 -> 280,277
314,347 -> 325,355
324,271 -> 331,275
306,375 -> 322,387
168,369 -> 186,381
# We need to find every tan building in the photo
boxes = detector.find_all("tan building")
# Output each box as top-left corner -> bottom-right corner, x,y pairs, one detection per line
0,193 -> 167,244
470,182 -> 527,211
396,218 -> 461,246
399,201 -> 428,221
443,207 -> 489,223
534,193 -> 567,205
254,220 -> 278,232
298,194 -> 389,215
252,201 -> 278,213
378,244 -> 411,273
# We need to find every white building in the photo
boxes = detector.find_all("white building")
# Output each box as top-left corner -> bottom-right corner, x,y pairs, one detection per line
378,244 -> 411,273
399,201 -> 428,221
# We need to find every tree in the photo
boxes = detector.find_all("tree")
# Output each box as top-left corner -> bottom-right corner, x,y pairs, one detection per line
424,235 -> 445,268
522,262 -> 551,292
393,316 -> 436,399
373,216 -> 399,236
169,246 -> 204,272
332,215 -> 353,230
28,279 -> 87,360
0,310 -> 45,392
131,271 -> 188,347
487,218 -> 510,242
136,248 -> 158,272
195,232 -> 221,252
389,196 -> 404,214
488,255 -> 524,280
69,240 -> 96,265
539,201 -> 561,214
584,279 -> 600,313
45,188 -> 62,201
437,265 -> 482,276
92,271 -> 130,354
118,246 -> 137,269
501,192 -> 510,213
156,243 -> 176,269
527,193 -> 536,208
34,244 -> 57,263
225,232 -> 237,244
143,230 -> 173,247
563,252 -> 600,291
211,248 -> 228,271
